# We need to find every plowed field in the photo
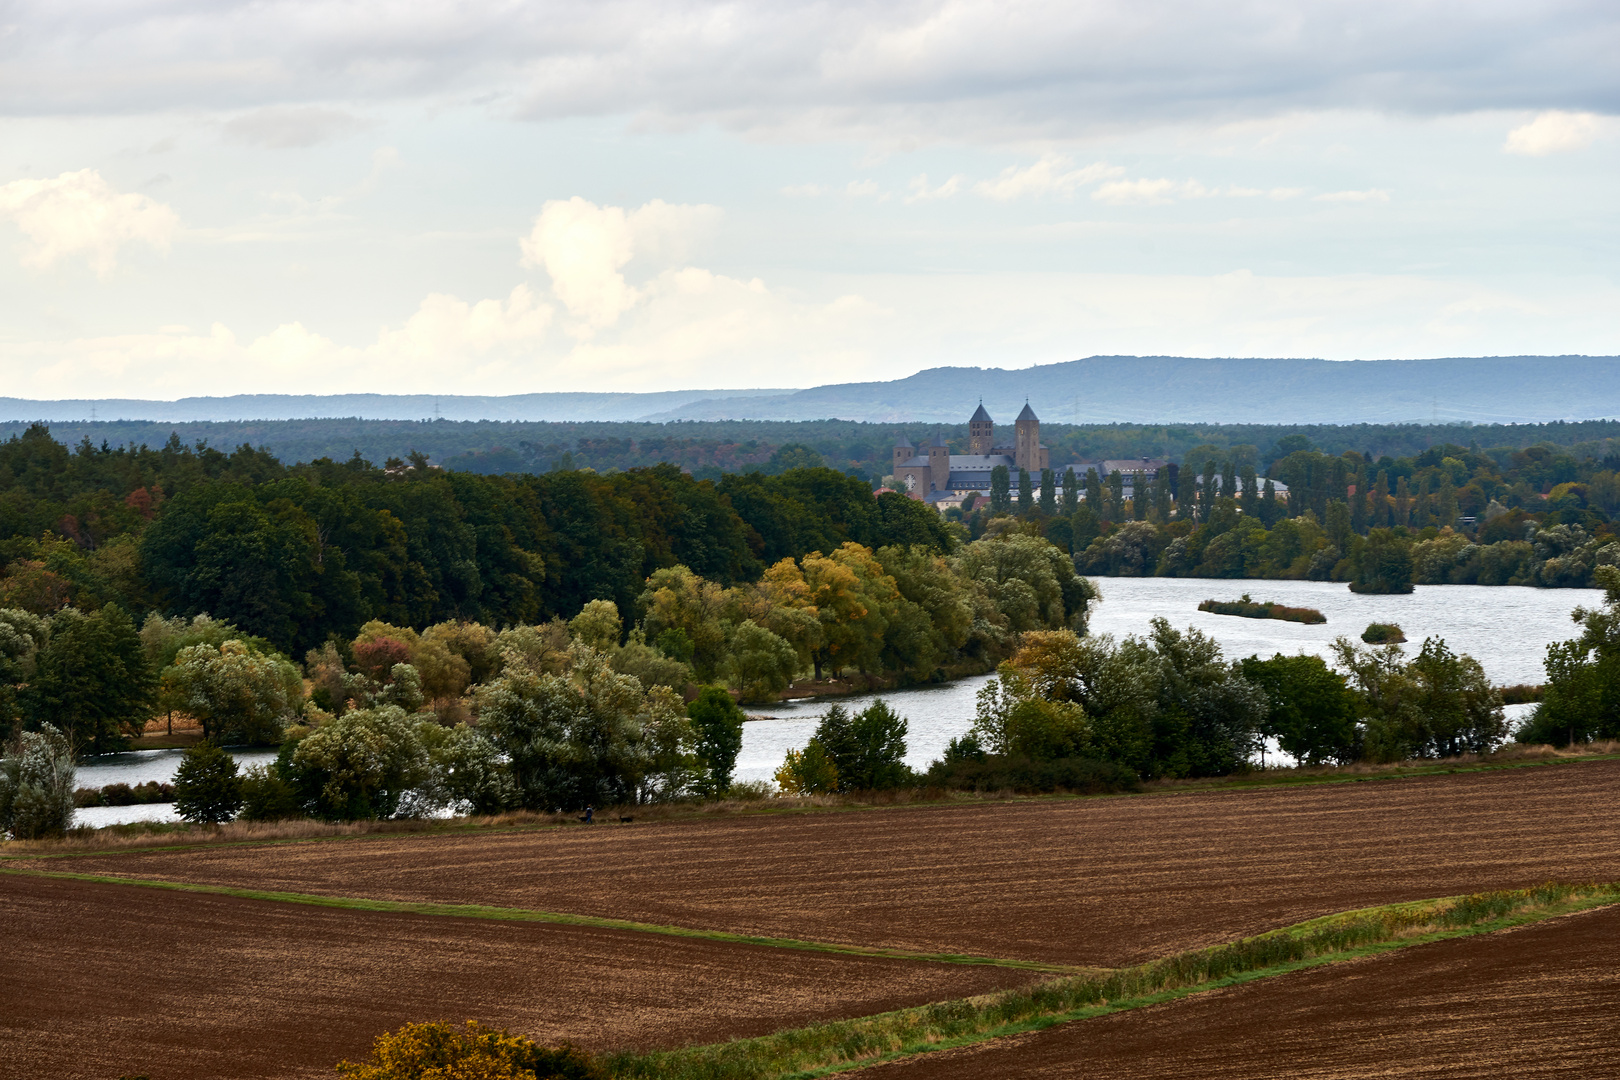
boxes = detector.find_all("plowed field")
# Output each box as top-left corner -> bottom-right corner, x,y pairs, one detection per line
860,902 -> 1620,1079
40,760 -> 1620,967
0,874 -> 1042,1080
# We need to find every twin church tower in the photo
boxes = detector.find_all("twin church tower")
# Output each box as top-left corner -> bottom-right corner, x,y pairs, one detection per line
891,403 -> 1050,501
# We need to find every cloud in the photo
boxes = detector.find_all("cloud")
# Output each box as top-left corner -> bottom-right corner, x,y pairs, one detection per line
222,107 -> 374,148
5,3 -> 1617,139
975,156 -> 1122,200
519,197 -> 720,331
845,180 -> 882,197
1314,189 -> 1391,203
905,174 -> 962,202
782,183 -> 826,197
0,169 -> 178,275
1092,178 -> 1211,205
1504,110 -> 1607,155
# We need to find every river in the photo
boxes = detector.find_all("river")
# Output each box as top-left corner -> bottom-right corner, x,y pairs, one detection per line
73,579 -> 1592,820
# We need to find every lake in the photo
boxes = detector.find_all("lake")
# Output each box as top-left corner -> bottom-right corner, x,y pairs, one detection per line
74,579 -> 1592,817
732,578 -> 1588,784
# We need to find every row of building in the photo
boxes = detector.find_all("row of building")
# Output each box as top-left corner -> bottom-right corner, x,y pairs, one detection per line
891,403 -> 1170,507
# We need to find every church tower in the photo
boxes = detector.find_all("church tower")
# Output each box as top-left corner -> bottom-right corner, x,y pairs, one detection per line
1015,402 -> 1041,472
969,403 -> 994,455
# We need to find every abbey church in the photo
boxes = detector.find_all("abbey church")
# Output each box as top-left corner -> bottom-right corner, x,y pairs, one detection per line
892,403 -> 1050,502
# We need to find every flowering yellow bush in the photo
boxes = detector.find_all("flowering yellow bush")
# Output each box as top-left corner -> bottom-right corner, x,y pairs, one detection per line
336,1020 -> 603,1080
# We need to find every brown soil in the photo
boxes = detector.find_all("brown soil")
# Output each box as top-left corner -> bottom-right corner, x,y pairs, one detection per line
862,903 -> 1620,1078
0,874 -> 1041,1080
38,760 -> 1620,967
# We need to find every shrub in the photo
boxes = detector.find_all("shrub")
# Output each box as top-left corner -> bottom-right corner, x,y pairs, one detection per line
923,754 -> 1139,794
774,740 -> 839,795
0,724 -> 76,839
173,742 -> 243,824
1362,623 -> 1407,644
337,1020 -> 604,1080
237,765 -> 303,821
1198,596 -> 1326,624
812,700 -> 912,791
98,781 -> 176,806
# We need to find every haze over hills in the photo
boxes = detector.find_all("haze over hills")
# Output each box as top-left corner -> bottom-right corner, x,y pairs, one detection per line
4,355 -> 1617,427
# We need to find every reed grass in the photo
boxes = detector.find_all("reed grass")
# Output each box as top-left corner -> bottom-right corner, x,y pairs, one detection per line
601,882 -> 1620,1080
1198,596 -> 1327,624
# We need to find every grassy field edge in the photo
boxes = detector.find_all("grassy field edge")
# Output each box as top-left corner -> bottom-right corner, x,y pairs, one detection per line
6,746 -> 1616,864
0,865 -> 1071,973
599,882 -> 1620,1080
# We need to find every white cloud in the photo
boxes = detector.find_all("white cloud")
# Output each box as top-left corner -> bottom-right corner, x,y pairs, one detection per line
518,196 -> 719,332
222,107 -> 374,148
974,156 -> 1122,200
1314,189 -> 1391,203
845,180 -> 882,197
905,173 -> 963,202
1092,178 -> 1210,206
781,183 -> 826,197
1504,111 -> 1607,155
6,3 -> 1616,140
0,169 -> 178,275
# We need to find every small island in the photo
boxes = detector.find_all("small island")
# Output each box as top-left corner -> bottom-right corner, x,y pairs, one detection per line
1198,595 -> 1327,625
1362,622 -> 1408,644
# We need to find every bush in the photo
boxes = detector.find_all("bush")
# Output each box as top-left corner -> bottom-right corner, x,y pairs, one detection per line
923,754 -> 1139,794
811,700 -> 912,791
1362,623 -> 1406,644
172,742 -> 243,824
1198,596 -> 1326,624
337,1020 -> 605,1080
97,781 -> 175,806
238,765 -> 304,821
0,724 -> 76,839
774,740 -> 839,795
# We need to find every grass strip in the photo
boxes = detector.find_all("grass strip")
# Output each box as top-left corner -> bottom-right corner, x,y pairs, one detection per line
0,865 -> 1067,973
599,881 -> 1620,1080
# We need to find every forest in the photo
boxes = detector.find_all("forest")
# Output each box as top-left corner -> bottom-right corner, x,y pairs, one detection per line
6,415 -> 1620,485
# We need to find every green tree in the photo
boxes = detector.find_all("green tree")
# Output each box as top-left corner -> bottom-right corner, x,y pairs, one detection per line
477,646 -> 695,810
808,701 -> 910,790
568,599 -> 622,651
1061,468 -> 1079,515
169,639 -> 303,744
1351,529 -> 1414,594
425,723 -> 517,815
1039,469 -> 1056,515
774,739 -> 839,795
725,619 -> 798,702
687,687 -> 745,796
283,705 -> 436,820
172,742 -> 244,824
1017,469 -> 1033,516
0,608 -> 47,738
24,604 -> 155,755
989,465 -> 1011,516
1085,468 -> 1104,518
1519,566 -> 1620,744
1238,654 -> 1358,765
0,723 -> 75,839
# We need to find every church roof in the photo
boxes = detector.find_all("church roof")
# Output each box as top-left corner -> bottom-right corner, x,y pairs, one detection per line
895,435 -> 913,448
929,433 -> 949,448
970,403 -> 992,423
1017,402 -> 1038,422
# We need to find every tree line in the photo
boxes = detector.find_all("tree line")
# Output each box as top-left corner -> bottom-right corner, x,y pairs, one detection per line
953,439 -> 1620,590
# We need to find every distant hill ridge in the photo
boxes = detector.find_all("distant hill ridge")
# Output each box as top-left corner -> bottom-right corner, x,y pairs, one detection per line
6,355 -> 1617,425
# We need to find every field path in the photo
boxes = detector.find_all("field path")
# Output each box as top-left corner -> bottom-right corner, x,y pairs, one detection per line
859,902 -> 1620,1078
30,759 -> 1620,967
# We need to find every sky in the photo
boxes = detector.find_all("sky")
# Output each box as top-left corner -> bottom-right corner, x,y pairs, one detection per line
1,0 -> 1617,399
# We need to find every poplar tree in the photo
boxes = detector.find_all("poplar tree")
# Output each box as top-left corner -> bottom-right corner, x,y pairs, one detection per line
1061,468 -> 1079,515
1018,469 -> 1034,516
1039,469 -> 1056,515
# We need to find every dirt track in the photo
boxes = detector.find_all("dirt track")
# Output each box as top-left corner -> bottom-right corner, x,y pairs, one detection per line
861,903 -> 1620,1078
0,874 -> 1041,1080
40,760 -> 1620,966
